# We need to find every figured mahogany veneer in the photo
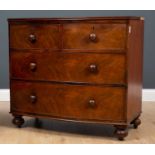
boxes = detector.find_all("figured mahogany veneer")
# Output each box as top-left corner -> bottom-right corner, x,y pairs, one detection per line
63,23 -> 127,50
10,24 -> 60,49
11,81 -> 125,122
10,52 -> 126,84
8,17 -> 144,140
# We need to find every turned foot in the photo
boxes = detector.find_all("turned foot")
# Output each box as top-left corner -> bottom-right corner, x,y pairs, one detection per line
131,117 -> 141,129
12,115 -> 25,128
114,125 -> 128,141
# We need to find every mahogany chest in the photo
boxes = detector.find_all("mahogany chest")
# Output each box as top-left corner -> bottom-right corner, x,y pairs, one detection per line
8,17 -> 144,140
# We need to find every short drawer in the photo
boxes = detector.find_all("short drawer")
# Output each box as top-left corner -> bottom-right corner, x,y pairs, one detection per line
63,23 -> 127,50
10,52 -> 126,85
11,81 -> 126,122
9,24 -> 60,49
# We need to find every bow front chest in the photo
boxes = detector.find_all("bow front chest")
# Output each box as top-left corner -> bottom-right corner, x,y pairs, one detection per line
8,17 -> 144,140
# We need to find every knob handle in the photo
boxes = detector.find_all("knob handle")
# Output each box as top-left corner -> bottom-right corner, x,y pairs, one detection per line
29,62 -> 37,72
89,64 -> 98,73
89,33 -> 97,41
88,99 -> 96,108
29,34 -> 36,43
30,95 -> 37,103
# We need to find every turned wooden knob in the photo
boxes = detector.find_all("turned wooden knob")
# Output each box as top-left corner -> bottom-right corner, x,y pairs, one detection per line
89,33 -> 97,41
29,34 -> 36,43
88,99 -> 96,108
89,64 -> 98,73
29,62 -> 37,71
30,95 -> 37,103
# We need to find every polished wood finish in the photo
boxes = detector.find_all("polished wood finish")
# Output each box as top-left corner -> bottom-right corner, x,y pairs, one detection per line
126,19 -> 144,122
11,80 -> 126,122
8,16 -> 142,23
8,17 -> 144,140
12,115 -> 24,128
63,23 -> 127,50
133,118 -> 141,129
131,116 -> 141,129
114,125 -> 128,140
10,24 -> 60,49
10,52 -> 126,84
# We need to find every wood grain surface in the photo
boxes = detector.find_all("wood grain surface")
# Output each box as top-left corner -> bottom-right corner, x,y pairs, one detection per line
11,80 -> 126,122
10,52 -> 126,84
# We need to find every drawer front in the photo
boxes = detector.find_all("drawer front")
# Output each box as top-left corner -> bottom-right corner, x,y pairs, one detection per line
11,81 -> 125,121
10,52 -> 126,84
63,23 -> 127,50
9,24 -> 60,49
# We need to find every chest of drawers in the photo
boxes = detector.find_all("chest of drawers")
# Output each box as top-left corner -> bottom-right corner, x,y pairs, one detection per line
8,17 -> 144,140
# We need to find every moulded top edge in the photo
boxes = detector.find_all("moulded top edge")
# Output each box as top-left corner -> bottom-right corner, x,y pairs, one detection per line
8,16 -> 143,22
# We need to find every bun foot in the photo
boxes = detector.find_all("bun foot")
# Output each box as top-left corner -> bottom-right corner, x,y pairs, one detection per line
131,117 -> 141,129
114,125 -> 128,141
12,115 -> 25,128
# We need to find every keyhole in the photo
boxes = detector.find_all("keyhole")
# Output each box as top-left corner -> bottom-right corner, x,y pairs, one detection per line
92,26 -> 95,32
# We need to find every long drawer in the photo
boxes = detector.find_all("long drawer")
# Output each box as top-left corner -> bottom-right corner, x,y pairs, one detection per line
11,81 -> 126,122
10,52 -> 126,84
